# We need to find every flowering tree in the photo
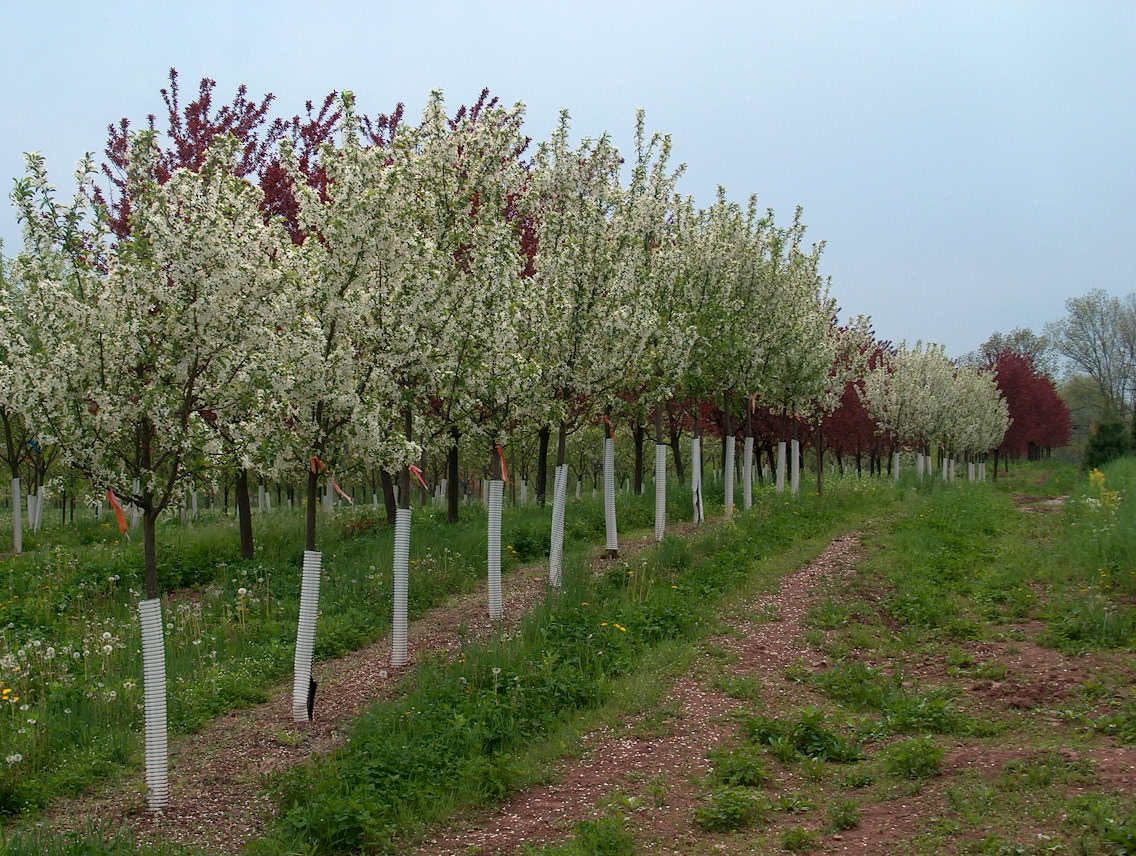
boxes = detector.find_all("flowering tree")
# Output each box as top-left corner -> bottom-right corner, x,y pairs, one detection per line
863,341 -> 957,468
276,92 -> 424,551
5,136 -> 293,598
946,364 -> 1009,465
757,216 -> 836,493
97,70 -> 344,557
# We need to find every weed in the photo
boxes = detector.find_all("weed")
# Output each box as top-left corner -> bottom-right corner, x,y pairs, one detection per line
813,661 -> 967,735
827,798 -> 861,831
744,708 -> 863,763
775,792 -> 816,813
780,826 -> 821,852
693,787 -> 768,832
572,814 -> 636,856
841,770 -> 874,789
711,673 -> 763,701
707,746 -> 770,787
998,751 -> 1097,791
807,596 -> 850,629
646,774 -> 669,808
884,736 -> 944,780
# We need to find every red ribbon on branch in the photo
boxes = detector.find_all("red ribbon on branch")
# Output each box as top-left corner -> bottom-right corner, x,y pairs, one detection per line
494,445 -> 509,483
106,489 -> 128,535
409,465 -> 429,491
603,414 -> 616,443
310,456 -> 326,474
329,478 -> 354,505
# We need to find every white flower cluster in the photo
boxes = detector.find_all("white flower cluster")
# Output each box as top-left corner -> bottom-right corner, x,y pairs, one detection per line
863,341 -> 1009,456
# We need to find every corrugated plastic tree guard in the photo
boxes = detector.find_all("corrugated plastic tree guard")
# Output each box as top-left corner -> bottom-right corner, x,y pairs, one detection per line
654,444 -> 667,541
487,479 -> 504,620
548,464 -> 569,587
603,437 -> 618,553
139,597 -> 168,810
775,441 -> 786,495
742,436 -> 754,511
893,451 -> 901,481
691,437 -> 704,523
11,478 -> 21,554
723,441 -> 735,517
292,550 -> 322,721
790,439 -> 801,496
391,507 -> 411,666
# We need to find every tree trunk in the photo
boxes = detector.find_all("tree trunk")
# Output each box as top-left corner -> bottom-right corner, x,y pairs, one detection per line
815,422 -> 824,496
669,421 -> 686,483
305,465 -> 319,552
379,469 -> 397,524
632,422 -> 645,495
401,410 -> 414,511
143,505 -> 160,600
235,468 -> 255,560
447,431 -> 461,523
535,425 -> 550,507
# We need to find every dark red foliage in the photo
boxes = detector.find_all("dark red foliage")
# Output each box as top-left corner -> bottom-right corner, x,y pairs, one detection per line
986,350 -> 1072,457
95,69 -> 407,246
97,69 -> 286,239
822,380 -> 886,459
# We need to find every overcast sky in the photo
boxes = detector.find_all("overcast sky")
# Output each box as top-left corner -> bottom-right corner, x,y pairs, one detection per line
2,0 -> 1133,359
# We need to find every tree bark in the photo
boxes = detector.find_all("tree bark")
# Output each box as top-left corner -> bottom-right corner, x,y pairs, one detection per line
535,425 -> 550,507
143,505 -> 160,600
669,420 -> 686,483
447,431 -> 461,523
379,469 -> 397,525
815,423 -> 824,496
305,466 -> 319,552
235,468 -> 255,559
632,422 -> 645,495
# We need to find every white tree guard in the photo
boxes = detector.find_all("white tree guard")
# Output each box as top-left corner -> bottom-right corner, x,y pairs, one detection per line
487,480 -> 504,620
481,479 -> 490,506
520,480 -> 528,505
691,437 -> 704,523
323,480 -> 334,513
968,462 -> 976,482
654,444 -> 667,542
10,478 -> 20,554
292,550 -> 322,722
790,439 -> 801,496
603,437 -> 619,552
548,464 -> 569,586
775,441 -> 787,495
980,462 -> 987,481
191,489 -> 198,519
742,437 -> 754,511
391,508 -> 411,667
139,597 -> 168,810
723,441 -> 735,517
893,451 -> 901,482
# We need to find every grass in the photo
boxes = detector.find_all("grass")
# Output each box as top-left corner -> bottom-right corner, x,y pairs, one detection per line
8,458 -> 1136,855
246,480 -> 896,854
0,486 -> 675,818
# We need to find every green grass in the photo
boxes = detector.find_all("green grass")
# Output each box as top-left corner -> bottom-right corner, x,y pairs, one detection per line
13,459 -> 1136,855
0,489 -> 650,818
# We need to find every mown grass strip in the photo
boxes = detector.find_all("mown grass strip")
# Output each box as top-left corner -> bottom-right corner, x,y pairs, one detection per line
248,481 -> 900,855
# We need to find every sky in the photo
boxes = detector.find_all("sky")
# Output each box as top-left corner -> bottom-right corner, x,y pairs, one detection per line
2,0 -> 1133,360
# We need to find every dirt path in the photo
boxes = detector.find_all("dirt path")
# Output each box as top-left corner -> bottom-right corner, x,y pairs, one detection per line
37,528 -> 687,852
408,533 -> 867,855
